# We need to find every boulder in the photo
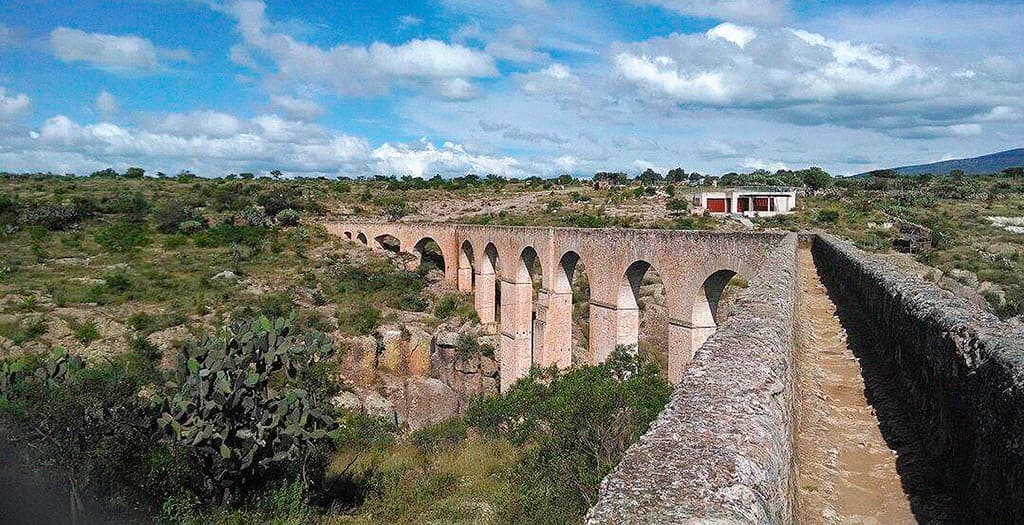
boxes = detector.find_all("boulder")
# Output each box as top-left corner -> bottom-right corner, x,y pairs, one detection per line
211,270 -> 239,282
378,327 -> 403,373
401,377 -> 459,431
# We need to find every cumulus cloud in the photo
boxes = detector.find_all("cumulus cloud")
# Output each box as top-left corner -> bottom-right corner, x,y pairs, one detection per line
484,25 -> 549,63
224,0 -> 496,97
147,110 -> 245,138
634,0 -> 788,24
9,108 -> 526,179
372,138 -> 519,177
0,87 -> 31,122
50,27 -> 191,71
432,78 -> 481,101
270,95 -> 323,120
95,90 -> 118,115
515,63 -> 584,98
612,24 -> 1021,136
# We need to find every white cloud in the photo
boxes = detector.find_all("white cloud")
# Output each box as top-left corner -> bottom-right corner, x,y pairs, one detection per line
742,157 -> 788,171
372,138 -> 519,177
634,0 -> 788,24
515,63 -> 584,98
96,90 -> 118,115
0,87 -> 30,122
706,23 -> 756,48
147,110 -> 245,138
50,27 -> 191,71
269,95 -> 323,121
433,78 -> 481,101
397,15 -> 424,31
484,25 -> 549,63
609,24 -> 1024,138
224,0 -> 496,97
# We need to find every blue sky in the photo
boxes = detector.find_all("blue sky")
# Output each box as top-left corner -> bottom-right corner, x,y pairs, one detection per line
1,0 -> 1022,177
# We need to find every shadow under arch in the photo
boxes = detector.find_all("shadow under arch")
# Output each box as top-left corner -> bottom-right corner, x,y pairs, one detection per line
374,233 -> 401,253
413,237 -> 445,274
356,232 -> 367,244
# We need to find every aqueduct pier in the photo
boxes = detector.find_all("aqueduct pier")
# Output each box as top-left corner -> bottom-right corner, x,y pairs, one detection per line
327,221 -> 782,389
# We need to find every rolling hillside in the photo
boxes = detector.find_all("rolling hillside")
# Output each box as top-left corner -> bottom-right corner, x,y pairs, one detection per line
858,148 -> 1024,176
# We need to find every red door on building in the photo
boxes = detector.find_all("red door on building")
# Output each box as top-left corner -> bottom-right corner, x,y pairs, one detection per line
707,198 -> 727,213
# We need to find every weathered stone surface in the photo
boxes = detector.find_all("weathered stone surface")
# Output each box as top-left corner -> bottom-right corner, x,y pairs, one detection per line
377,327 -> 404,373
401,377 -> 460,431
587,233 -> 799,525
812,233 -> 1024,523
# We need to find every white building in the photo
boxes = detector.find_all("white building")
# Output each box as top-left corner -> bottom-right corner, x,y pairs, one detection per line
691,187 -> 797,217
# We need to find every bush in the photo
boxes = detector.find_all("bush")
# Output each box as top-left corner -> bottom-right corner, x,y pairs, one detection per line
177,220 -> 206,235
466,347 -> 671,524
19,203 -> 82,230
817,209 -> 840,223
276,208 -> 300,226
67,318 -> 100,345
257,188 -> 304,217
94,221 -> 151,253
154,202 -> 207,234
410,419 -> 468,454
193,224 -> 269,249
342,306 -> 382,335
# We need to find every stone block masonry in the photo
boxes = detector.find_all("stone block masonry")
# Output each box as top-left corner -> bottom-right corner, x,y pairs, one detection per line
587,233 -> 799,524
812,233 -> 1024,523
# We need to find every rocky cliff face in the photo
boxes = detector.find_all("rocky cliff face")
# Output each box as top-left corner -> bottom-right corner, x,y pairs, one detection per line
333,323 -> 499,431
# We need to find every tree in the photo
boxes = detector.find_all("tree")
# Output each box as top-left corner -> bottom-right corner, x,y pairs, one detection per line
1002,167 -> 1024,178
379,197 -> 409,221
124,167 -> 145,179
637,168 -> 663,184
270,170 -> 284,179
239,172 -> 255,180
666,167 -> 686,183
799,167 -> 833,195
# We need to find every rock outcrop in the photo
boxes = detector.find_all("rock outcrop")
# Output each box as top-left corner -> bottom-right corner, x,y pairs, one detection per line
334,324 -> 499,431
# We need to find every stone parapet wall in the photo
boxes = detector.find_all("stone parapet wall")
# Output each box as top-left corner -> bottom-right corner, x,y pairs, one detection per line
587,233 -> 799,524
812,233 -> 1024,523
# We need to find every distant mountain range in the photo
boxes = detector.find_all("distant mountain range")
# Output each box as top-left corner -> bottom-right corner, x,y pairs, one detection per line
856,148 -> 1024,176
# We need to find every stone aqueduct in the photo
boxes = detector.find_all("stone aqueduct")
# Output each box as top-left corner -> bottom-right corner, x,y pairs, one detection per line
327,222 -> 785,388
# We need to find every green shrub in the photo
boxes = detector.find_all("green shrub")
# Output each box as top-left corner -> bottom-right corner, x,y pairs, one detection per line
94,221 -> 151,253
19,203 -> 82,230
67,318 -> 100,345
0,317 -> 48,345
257,188 -> 304,216
155,202 -> 207,234
467,347 -> 671,524
276,208 -> 300,226
177,220 -> 206,235
342,305 -> 382,335
162,234 -> 189,250
410,419 -> 468,454
817,209 -> 840,223
104,270 -> 132,292
193,224 -> 269,248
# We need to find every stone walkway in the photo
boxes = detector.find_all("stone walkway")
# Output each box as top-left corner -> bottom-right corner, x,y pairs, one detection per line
795,248 -> 915,524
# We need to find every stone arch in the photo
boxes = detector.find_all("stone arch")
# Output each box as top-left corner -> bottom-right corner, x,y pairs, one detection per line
502,245 -> 542,384
458,240 -> 474,292
611,260 -> 666,365
374,233 -> 401,253
543,250 -> 587,368
356,232 -> 367,244
413,237 -> 446,273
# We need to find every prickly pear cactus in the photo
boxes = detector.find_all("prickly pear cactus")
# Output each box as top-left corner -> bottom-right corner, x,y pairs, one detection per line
156,315 -> 336,503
